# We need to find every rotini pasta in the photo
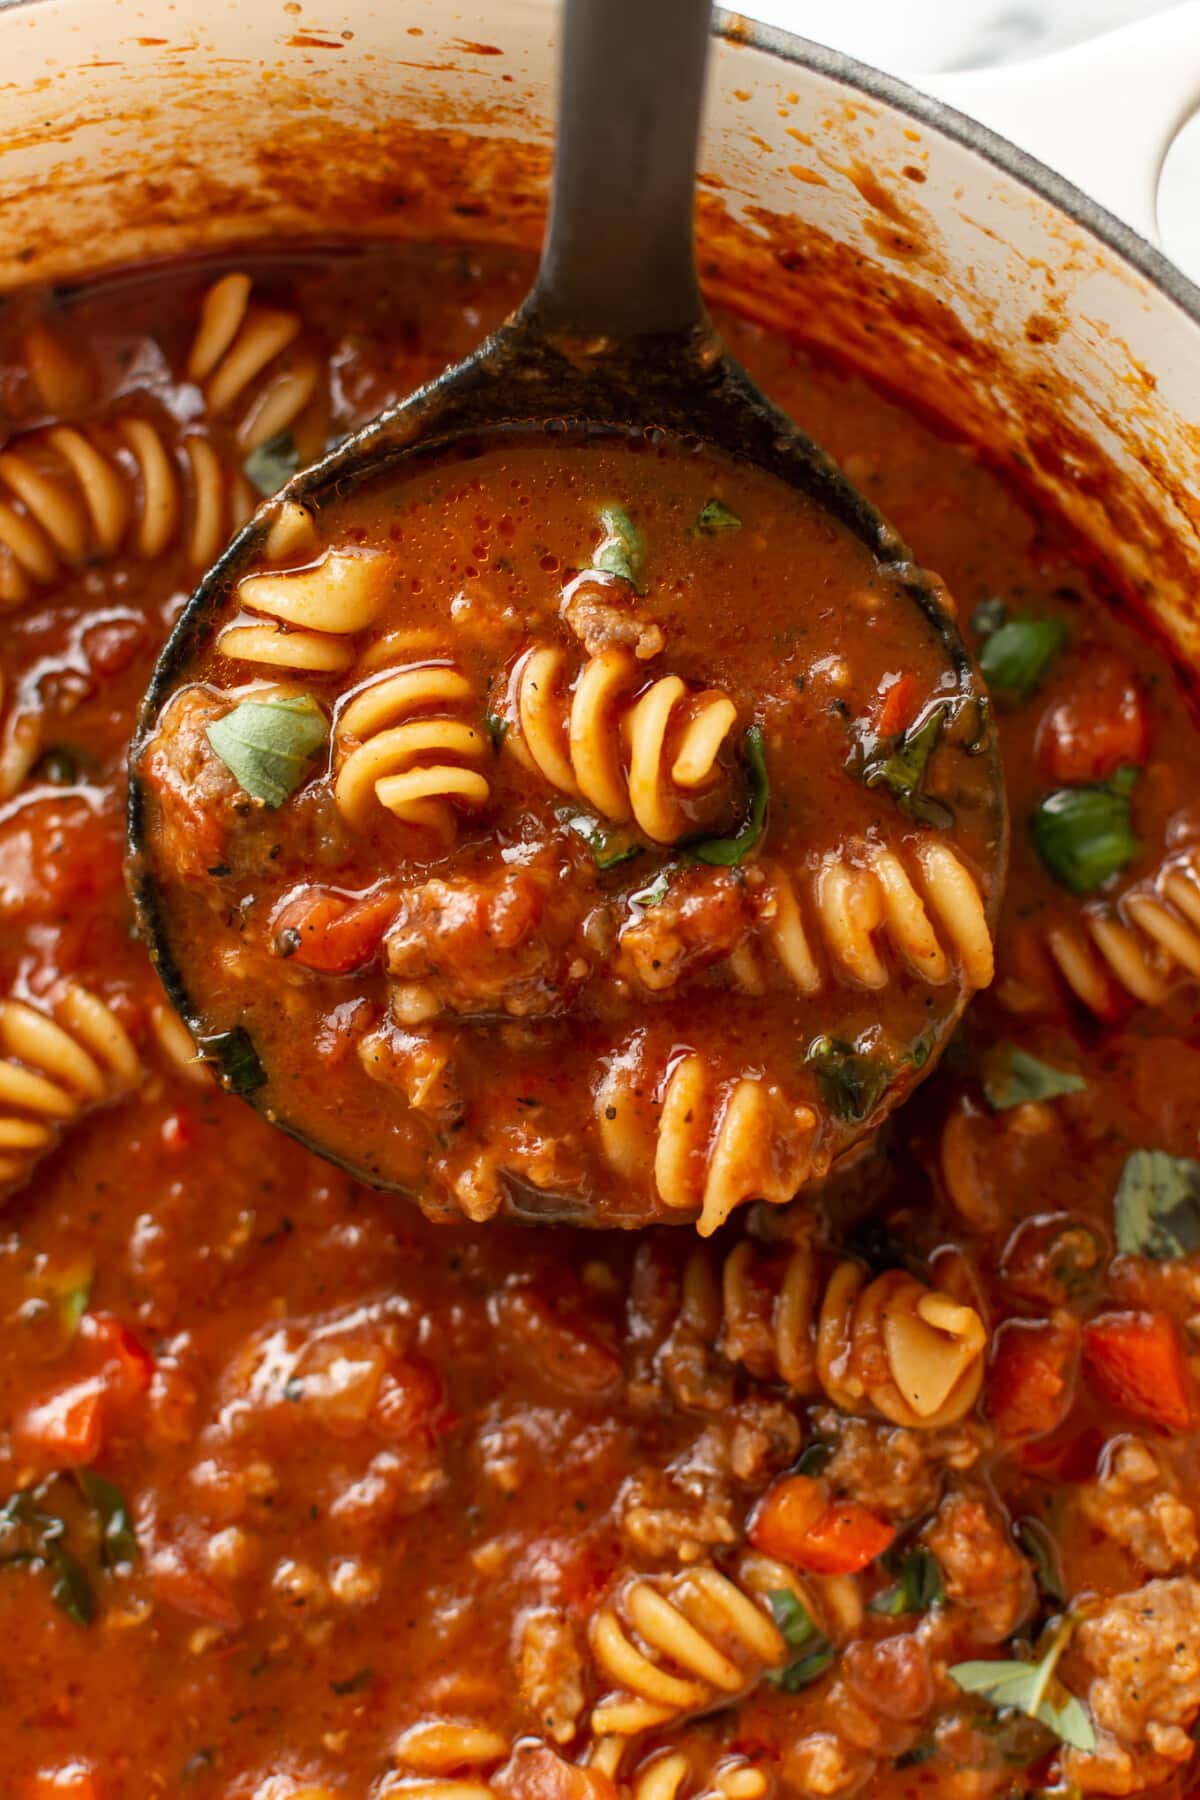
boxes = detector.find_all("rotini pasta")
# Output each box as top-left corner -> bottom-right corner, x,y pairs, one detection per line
751,839 -> 993,996
19,320 -> 96,418
0,985 -> 141,1189
1044,844 -> 1200,1015
671,1239 -> 987,1428
510,644 -> 738,844
220,541 -> 394,676
333,654 -> 491,837
0,418 -> 254,606
589,1564 -> 788,1736
186,271 -> 324,451
597,1054 -> 819,1238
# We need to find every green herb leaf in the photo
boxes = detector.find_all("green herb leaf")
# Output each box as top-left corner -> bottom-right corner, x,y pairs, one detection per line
630,868 -> 673,910
1017,1518 -> 1066,1608
695,498 -> 742,535
483,713 -> 509,751
197,1028 -> 267,1096
950,1633 -> 1095,1753
768,1640 -> 836,1692
767,1588 -> 817,1648
806,1035 -> 891,1125
853,701 -> 954,829
688,724 -> 768,868
1114,1148 -> 1200,1261
559,810 -> 642,871
971,598 -> 1008,638
791,1441 -> 834,1477
330,1666 -> 375,1696
76,1470 -> 138,1570
207,694 -> 328,809
980,618 -> 1068,702
871,1547 -> 944,1616
983,1047 -> 1086,1111
591,504 -> 646,593
908,1034 -> 933,1071
0,1487 -> 95,1628
243,430 -> 299,498
60,1278 -> 92,1335
1030,778 -> 1140,894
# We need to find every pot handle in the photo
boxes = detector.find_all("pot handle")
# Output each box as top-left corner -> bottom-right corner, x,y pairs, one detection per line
916,1 -> 1200,247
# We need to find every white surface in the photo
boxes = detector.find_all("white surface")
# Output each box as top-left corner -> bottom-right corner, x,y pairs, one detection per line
746,0 -> 1200,278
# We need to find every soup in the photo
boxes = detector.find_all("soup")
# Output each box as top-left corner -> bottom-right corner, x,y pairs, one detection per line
0,245 -> 1197,1800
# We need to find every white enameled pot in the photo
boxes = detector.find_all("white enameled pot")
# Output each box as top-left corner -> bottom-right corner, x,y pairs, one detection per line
0,0 -> 1198,661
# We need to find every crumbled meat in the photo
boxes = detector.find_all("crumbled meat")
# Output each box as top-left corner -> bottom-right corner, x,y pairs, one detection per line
842,1632 -> 935,1722
357,1023 -> 462,1126
518,1608 -> 586,1744
619,1469 -> 737,1563
816,1410 -> 989,1525
560,575 -> 664,661
1079,1437 -> 1198,1574
782,1731 -> 874,1797
1064,1577 -> 1200,1788
615,868 -> 755,994
922,1491 -> 1035,1643
494,1741 -> 617,1800
384,865 -> 595,1019
139,687 -> 249,882
724,1396 -> 803,1484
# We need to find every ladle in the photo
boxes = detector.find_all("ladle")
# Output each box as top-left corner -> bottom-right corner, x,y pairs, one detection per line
128,0 -> 1007,1222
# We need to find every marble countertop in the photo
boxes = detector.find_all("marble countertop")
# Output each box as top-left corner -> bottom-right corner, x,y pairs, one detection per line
746,0 -> 1200,280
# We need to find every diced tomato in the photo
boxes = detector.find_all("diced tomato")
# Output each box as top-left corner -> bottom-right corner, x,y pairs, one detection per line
1082,1309 -> 1194,1432
159,1107 -> 197,1154
271,886 -> 398,973
148,1544 -> 242,1630
749,1474 -> 895,1574
374,1355 -> 450,1441
875,672 -> 920,738
29,1768 -> 102,1800
82,1313 -> 155,1404
987,1316 -> 1079,1441
16,1378 -> 105,1465
1035,648 -> 1150,783
1017,1423 -> 1104,1481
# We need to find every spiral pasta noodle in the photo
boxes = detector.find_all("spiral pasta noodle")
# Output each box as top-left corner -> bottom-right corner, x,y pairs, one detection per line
219,533 -> 395,676
751,840 -> 993,996
1044,844 -> 1200,1015
511,644 -> 738,844
597,1055 -> 818,1237
186,271 -> 324,451
672,1239 -> 987,1428
0,418 -> 254,607
18,320 -> 96,418
0,985 -> 141,1191
589,1564 -> 788,1737
333,652 -> 491,838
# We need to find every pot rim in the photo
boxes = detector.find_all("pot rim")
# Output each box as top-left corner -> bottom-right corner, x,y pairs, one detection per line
712,7 -> 1200,328
1,0 -> 1197,328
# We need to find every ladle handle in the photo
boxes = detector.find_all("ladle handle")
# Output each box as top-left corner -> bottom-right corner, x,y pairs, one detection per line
527,0 -> 713,341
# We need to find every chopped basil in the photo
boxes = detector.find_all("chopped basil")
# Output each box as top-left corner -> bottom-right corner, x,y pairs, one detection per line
76,1470 -> 138,1571
1114,1148 -> 1200,1261
790,1441 -> 834,1477
971,598 -> 1008,638
806,1035 -> 891,1125
590,504 -> 645,593
483,713 -> 509,750
1030,775 -> 1140,895
852,700 -> 954,829
60,1276 -> 92,1335
0,1486 -> 94,1627
687,724 -> 768,868
767,1587 -> 818,1648
908,1034 -> 933,1071
1017,1518 -> 1066,1608
983,1047 -> 1086,1111
871,1546 -> 944,1616
329,1667 -> 375,1696
768,1640 -> 836,1692
695,498 -> 742,535
629,867 -> 673,910
980,618 -> 1067,702
560,810 -> 642,871
207,694 -> 328,809
243,429 -> 299,497
950,1631 -> 1095,1753
197,1027 -> 267,1096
